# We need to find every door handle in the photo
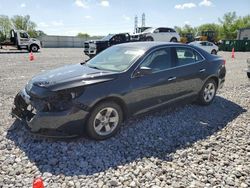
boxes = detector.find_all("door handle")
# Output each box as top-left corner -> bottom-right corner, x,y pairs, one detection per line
168,77 -> 176,81
199,69 -> 206,73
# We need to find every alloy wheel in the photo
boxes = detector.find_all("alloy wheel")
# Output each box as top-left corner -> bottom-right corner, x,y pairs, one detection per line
203,83 -> 216,102
93,107 -> 119,136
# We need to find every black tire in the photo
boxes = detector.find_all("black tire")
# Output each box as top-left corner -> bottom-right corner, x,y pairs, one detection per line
247,72 -> 250,78
170,37 -> 177,42
197,79 -> 217,105
211,49 -> 217,55
30,44 -> 39,52
86,101 -> 123,140
145,36 -> 154,41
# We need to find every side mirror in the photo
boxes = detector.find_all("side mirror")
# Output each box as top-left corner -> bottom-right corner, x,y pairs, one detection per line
134,66 -> 152,77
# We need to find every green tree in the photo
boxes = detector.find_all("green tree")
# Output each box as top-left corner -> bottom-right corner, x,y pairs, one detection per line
11,15 -> 37,31
198,23 -> 220,34
218,12 -> 238,39
0,15 -> 12,40
174,26 -> 183,35
77,32 -> 90,39
36,30 -> 47,37
198,23 -> 221,40
182,24 -> 197,35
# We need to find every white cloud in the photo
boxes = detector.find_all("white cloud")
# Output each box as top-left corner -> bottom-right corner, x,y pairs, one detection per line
38,22 -> 49,27
199,0 -> 212,7
184,21 -> 190,24
122,15 -> 131,22
84,15 -> 92,19
20,3 -> 26,8
174,3 -> 196,9
51,20 -> 64,26
75,0 -> 88,8
100,0 -> 109,7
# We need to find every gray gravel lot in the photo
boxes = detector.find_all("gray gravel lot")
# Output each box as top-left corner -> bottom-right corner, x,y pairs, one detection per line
0,48 -> 249,188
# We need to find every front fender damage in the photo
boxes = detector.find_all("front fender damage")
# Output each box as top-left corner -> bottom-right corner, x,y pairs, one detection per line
11,86 -> 89,135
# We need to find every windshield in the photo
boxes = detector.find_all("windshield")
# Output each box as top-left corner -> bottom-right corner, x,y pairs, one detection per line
86,46 -> 145,72
101,34 -> 115,41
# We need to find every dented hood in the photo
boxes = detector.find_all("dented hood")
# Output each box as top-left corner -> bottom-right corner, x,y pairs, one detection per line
28,63 -> 117,91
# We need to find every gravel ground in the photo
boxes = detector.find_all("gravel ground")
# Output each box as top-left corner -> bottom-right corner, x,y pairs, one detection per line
0,49 -> 249,188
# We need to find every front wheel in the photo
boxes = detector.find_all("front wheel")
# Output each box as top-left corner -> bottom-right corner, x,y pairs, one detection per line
30,44 -> 39,52
145,36 -> 154,41
197,79 -> 217,105
86,102 -> 123,140
211,49 -> 217,55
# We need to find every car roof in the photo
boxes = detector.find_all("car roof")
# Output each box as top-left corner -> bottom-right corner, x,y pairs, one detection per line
115,42 -> 213,60
115,42 -> 185,50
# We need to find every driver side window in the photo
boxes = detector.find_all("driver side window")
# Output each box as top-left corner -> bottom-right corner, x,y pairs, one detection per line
140,48 -> 172,73
20,32 -> 28,38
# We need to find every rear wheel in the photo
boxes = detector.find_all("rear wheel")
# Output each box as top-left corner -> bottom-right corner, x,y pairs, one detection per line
170,37 -> 177,42
211,49 -> 217,55
86,102 -> 123,140
197,79 -> 217,105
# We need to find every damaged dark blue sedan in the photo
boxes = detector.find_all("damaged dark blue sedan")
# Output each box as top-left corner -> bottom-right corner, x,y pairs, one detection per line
11,42 -> 226,140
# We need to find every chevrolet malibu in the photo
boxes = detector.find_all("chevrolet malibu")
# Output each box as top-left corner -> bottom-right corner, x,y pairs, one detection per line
11,42 -> 226,140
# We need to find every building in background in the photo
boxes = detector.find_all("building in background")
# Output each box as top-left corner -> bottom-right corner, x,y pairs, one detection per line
237,27 -> 250,40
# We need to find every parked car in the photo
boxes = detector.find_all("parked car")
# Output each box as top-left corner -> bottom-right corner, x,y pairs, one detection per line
84,33 -> 130,58
11,42 -> 226,140
131,27 -> 180,42
247,58 -> 250,78
189,41 -> 218,55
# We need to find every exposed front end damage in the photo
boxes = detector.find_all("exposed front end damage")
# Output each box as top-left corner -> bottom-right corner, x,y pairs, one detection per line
11,86 -> 88,135
10,63 -> 117,137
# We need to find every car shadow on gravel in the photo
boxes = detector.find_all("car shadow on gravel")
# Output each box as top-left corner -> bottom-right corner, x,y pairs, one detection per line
6,96 -> 246,176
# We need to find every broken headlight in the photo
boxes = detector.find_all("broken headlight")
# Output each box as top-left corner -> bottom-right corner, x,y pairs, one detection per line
47,87 -> 84,111
30,87 -> 84,112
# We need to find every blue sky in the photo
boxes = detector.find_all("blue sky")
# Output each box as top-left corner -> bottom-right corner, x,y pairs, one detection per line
0,0 -> 249,36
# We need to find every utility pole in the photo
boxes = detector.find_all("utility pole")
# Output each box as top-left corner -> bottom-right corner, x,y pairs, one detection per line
142,13 -> 145,27
134,15 -> 138,33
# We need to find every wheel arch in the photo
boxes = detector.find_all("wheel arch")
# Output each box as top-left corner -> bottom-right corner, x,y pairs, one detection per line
170,37 -> 177,42
205,76 -> 219,88
90,96 -> 129,121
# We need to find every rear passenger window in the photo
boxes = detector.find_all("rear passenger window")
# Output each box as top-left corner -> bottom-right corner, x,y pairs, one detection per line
200,42 -> 206,46
159,28 -> 169,33
169,28 -> 176,32
140,48 -> 172,73
175,47 -> 203,66
207,42 -> 213,46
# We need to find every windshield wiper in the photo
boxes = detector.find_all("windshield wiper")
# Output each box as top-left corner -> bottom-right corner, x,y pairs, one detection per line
87,65 -> 102,70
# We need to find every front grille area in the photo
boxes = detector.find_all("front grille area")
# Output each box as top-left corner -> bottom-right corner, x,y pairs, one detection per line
84,43 -> 89,48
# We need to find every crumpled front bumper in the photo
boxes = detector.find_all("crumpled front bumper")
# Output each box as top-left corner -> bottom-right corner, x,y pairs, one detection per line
11,89 -> 89,134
